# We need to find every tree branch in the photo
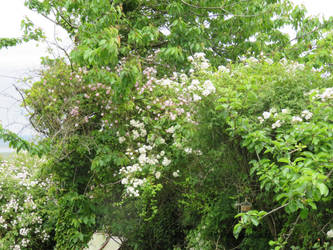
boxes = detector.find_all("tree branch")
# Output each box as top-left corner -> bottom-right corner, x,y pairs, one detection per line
262,202 -> 289,219
284,214 -> 301,247
13,85 -> 45,135
180,0 -> 267,18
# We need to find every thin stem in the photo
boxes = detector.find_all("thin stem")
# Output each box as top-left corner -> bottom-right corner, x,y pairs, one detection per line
262,202 -> 289,219
283,214 -> 301,248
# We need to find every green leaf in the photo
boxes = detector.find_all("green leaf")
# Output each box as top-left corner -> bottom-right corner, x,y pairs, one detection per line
278,157 -> 290,163
250,216 -> 260,226
233,223 -> 243,239
317,182 -> 329,196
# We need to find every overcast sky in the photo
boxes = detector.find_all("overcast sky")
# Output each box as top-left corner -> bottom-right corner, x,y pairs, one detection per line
0,0 -> 70,135
0,0 -> 332,135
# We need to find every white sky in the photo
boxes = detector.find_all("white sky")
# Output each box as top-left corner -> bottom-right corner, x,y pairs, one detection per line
0,0 -> 332,135
0,0 -> 70,135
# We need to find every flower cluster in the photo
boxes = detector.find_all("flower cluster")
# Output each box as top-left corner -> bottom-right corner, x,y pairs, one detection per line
0,156 -> 53,249
111,53 -> 222,197
117,118 -> 175,197
258,105 -> 314,129
309,87 -> 333,102
188,52 -> 210,71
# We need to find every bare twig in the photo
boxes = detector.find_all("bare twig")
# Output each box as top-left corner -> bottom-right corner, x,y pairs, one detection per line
0,74 -> 22,80
262,202 -> 289,219
319,218 -> 333,235
99,235 -> 111,250
39,12 -> 61,28
13,85 -> 45,135
229,243 -> 242,250
51,7 -> 78,30
215,234 -> 222,249
46,39 -> 74,71
284,214 -> 301,247
326,161 -> 333,180
256,151 -> 261,161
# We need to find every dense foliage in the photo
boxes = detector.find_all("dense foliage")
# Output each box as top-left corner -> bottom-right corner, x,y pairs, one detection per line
0,153 -> 55,249
1,0 -> 333,249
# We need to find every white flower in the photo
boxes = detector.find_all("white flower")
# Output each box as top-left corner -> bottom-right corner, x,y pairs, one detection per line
130,119 -> 138,127
121,178 -> 128,185
194,52 -> 206,59
292,116 -> 302,123
180,73 -> 187,82
248,57 -> 259,64
263,111 -> 271,119
272,120 -> 282,129
166,126 -> 175,133
193,94 -> 202,102
20,228 -> 29,236
119,136 -> 126,144
327,229 -> 333,238
138,147 -> 146,154
13,245 -> 21,250
184,147 -> 192,154
132,130 -> 140,140
173,170 -> 180,177
133,178 -> 144,188
200,61 -> 210,70
258,116 -> 264,124
133,164 -> 141,171
202,80 -> 216,96
301,110 -> 313,120
321,71 -> 331,79
191,79 -> 200,86
162,157 -> 171,166
170,113 -> 177,120
140,129 -> 147,137
130,119 -> 144,128
160,151 -> 165,156
294,62 -> 305,71
127,186 -> 135,195
133,191 -> 139,197
280,58 -> 288,65
315,87 -> 333,101
265,58 -> 274,65
195,150 -> 203,156
155,171 -> 161,179
138,154 -> 147,165
281,109 -> 288,114
21,238 -> 29,247
269,108 -> 277,114
218,65 -> 229,72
